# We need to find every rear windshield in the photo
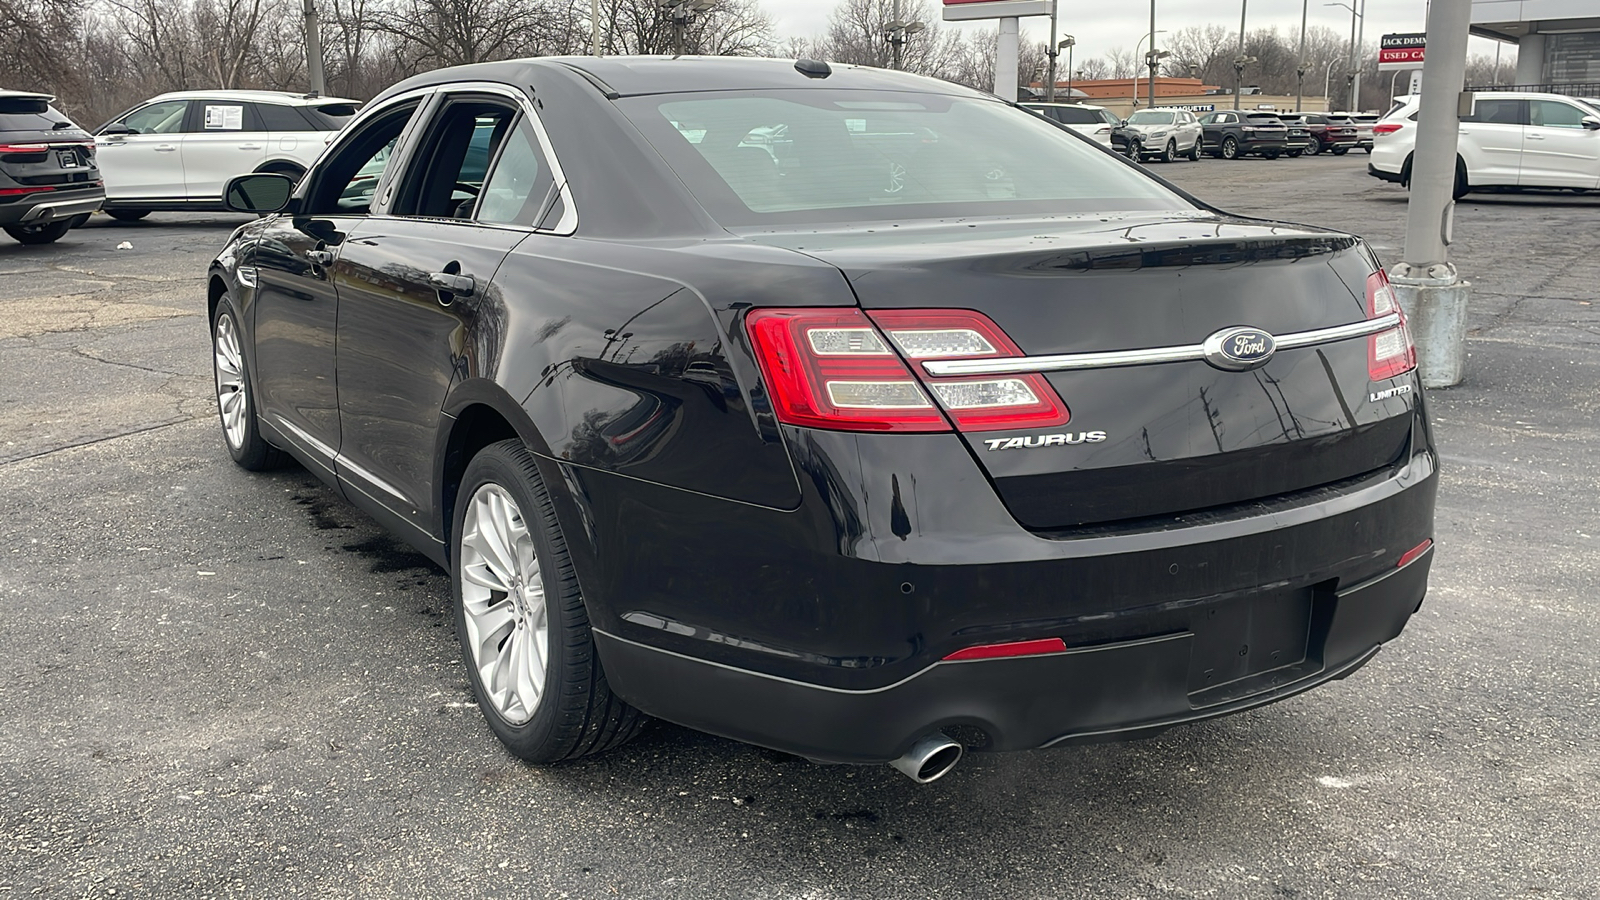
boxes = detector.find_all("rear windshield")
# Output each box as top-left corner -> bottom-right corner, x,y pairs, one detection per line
305,102 -> 359,130
1246,114 -> 1285,124
619,90 -> 1188,227
0,97 -> 74,132
1039,105 -> 1102,124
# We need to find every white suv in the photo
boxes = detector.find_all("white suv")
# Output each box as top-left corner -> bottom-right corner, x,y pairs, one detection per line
94,90 -> 359,220
1124,108 -> 1205,162
1369,92 -> 1600,198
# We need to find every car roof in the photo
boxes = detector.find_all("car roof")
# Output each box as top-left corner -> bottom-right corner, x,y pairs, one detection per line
146,89 -> 359,107
377,56 -> 995,103
1133,107 -> 1189,113
1023,101 -> 1108,111
0,89 -> 54,102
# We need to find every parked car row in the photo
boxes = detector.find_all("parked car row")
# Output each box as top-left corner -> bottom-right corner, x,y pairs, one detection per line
0,86 -> 361,244
1023,101 -> 1375,164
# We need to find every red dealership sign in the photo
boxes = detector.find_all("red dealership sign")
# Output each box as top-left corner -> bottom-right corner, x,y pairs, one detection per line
942,0 -> 1054,20
1378,33 -> 1426,71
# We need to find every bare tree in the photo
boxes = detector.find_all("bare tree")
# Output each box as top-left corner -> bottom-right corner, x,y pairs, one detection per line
820,0 -> 954,75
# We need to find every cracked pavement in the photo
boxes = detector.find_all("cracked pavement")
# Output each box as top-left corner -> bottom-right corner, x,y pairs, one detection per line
1,162 -> 1598,899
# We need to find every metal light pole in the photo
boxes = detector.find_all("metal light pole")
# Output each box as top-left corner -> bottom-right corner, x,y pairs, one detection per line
1148,0 -> 1157,110
592,0 -> 602,55
1352,0 -> 1367,111
1327,1 -> 1362,110
1065,40 -> 1075,97
1323,55 -> 1343,110
1296,0 -> 1308,111
660,0 -> 716,56
1388,0 -> 1473,387
1132,30 -> 1166,110
1232,0 -> 1250,109
1046,1 -> 1059,100
301,0 -> 325,95
883,4 -> 925,72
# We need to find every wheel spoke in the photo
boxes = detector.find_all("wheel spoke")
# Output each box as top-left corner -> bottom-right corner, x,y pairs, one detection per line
458,482 -> 545,725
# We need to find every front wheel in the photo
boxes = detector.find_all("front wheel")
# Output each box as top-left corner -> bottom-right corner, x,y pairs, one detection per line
1188,139 -> 1202,161
1287,149 -> 1303,158
1124,139 -> 1141,161
212,294 -> 285,470
1162,140 -> 1177,163
4,220 -> 73,244
1221,136 -> 1240,160
454,440 -> 647,763
1331,147 -> 1349,156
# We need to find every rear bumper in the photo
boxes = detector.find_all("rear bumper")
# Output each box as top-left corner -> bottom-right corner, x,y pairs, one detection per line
1243,138 -> 1288,154
597,547 -> 1432,763
0,187 -> 103,226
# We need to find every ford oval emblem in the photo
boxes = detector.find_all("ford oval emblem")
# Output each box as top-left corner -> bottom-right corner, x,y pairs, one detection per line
1202,326 -> 1277,371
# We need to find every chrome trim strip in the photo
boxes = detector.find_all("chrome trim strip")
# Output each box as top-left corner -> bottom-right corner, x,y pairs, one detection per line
271,414 -> 412,507
921,313 -> 1403,377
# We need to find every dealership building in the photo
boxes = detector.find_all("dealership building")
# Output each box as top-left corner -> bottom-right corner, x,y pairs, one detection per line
1473,0 -> 1600,88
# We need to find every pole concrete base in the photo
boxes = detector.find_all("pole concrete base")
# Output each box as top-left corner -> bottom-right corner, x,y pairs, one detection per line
1388,262 -> 1470,389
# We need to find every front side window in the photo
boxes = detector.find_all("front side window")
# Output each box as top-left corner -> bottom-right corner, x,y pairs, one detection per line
122,100 -> 188,135
1530,99 -> 1589,129
306,101 -> 419,215
621,90 -> 1187,226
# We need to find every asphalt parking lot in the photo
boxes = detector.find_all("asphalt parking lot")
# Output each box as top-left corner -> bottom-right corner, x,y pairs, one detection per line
3,154 -> 1598,899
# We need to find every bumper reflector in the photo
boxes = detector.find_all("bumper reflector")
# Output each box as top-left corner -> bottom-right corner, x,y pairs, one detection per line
943,637 -> 1069,661
1397,538 -> 1433,569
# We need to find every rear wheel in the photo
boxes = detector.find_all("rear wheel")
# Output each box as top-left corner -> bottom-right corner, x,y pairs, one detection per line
212,294 -> 285,470
1264,152 -> 1281,160
454,440 -> 647,763
1306,136 -> 1323,156
1287,149 -> 1303,158
1221,136 -> 1240,160
107,209 -> 150,222
1331,147 -> 1349,156
4,220 -> 73,244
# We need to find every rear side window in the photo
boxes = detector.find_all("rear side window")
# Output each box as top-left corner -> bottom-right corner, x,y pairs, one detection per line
1464,98 -> 1526,125
475,117 -> 557,226
623,90 -> 1187,226
255,103 -> 314,131
0,96 -> 72,132
393,100 -> 516,219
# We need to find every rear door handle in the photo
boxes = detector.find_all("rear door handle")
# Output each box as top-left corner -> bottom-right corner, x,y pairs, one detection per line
238,143 -> 263,150
307,249 -> 335,266
1526,133 -> 1546,140
428,272 -> 477,298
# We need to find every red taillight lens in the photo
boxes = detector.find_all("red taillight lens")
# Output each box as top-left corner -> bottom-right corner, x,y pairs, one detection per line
1373,123 -> 1404,135
868,310 -> 1070,432
745,308 -> 948,433
744,308 -> 1070,434
0,185 -> 55,196
0,143 -> 49,154
1366,270 -> 1416,381
943,637 -> 1069,661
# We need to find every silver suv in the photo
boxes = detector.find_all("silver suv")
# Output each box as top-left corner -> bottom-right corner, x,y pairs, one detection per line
1124,107 -> 1204,162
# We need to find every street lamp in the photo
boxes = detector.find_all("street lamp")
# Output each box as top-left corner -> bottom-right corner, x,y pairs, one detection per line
1132,29 -> 1167,110
660,0 -> 717,56
1233,54 -> 1257,109
1326,0 -> 1365,111
882,18 -> 925,70
1048,34 -> 1075,102
1146,48 -> 1171,110
1323,56 -> 1344,110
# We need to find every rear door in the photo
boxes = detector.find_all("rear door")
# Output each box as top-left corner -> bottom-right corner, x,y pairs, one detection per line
333,91 -> 546,528
252,101 -> 333,172
1521,98 -> 1600,188
182,100 -> 268,200
95,99 -> 190,199
1459,97 -> 1526,186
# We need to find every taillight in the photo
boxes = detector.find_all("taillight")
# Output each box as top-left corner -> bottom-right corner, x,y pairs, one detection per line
1373,123 -> 1404,135
0,185 -> 55,196
944,637 -> 1069,661
1096,126 -> 1110,134
0,143 -> 49,159
744,308 -> 1070,434
1367,269 -> 1416,380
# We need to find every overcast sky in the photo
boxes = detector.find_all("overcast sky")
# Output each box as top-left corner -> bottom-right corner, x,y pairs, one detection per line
760,0 -> 1512,62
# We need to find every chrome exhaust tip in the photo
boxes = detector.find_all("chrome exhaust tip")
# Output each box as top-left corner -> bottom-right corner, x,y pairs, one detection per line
889,733 -> 963,783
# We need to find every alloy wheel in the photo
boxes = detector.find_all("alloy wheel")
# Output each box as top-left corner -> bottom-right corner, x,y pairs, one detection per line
213,312 -> 248,451
459,483 -> 548,725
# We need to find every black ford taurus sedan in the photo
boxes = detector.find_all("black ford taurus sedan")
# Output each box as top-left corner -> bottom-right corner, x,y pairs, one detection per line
209,56 -> 1436,783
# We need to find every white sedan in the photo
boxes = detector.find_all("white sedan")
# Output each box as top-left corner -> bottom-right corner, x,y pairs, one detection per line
94,90 -> 358,220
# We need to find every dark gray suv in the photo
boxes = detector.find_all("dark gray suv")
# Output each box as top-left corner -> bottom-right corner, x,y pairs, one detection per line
0,91 -> 103,244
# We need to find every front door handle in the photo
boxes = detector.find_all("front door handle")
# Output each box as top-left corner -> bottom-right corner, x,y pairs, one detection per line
1525,133 -> 1546,140
428,272 -> 476,298
307,249 -> 335,266
238,143 -> 264,150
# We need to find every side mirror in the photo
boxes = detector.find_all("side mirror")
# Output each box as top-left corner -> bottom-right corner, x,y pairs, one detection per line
1583,116 -> 1600,131
100,122 -> 135,137
223,173 -> 295,214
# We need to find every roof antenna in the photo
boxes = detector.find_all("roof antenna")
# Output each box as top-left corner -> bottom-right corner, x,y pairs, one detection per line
795,58 -> 832,79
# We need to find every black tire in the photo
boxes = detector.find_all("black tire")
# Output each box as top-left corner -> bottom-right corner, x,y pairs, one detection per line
1305,136 -> 1322,156
4,220 -> 73,244
258,164 -> 306,185
211,293 -> 286,471
1287,149 -> 1303,158
68,213 -> 90,228
453,440 -> 647,763
1221,136 -> 1240,160
1162,139 -> 1177,163
1264,152 -> 1281,160
1331,147 -> 1349,156
1124,139 -> 1141,161
107,209 -> 150,222
1453,160 -> 1470,200
1188,139 -> 1202,161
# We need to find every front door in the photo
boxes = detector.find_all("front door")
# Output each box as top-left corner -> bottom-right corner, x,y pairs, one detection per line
95,99 -> 190,199
1521,98 -> 1600,189
247,97 -> 427,472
